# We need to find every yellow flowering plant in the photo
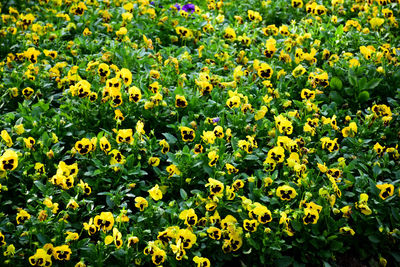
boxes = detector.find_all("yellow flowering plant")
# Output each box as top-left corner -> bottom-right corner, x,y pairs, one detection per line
0,0 -> 400,266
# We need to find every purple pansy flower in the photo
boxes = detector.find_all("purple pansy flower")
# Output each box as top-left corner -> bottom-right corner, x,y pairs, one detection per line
174,3 -> 181,10
182,3 -> 195,13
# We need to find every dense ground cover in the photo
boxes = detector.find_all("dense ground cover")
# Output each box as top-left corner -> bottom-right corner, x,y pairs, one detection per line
0,0 -> 400,266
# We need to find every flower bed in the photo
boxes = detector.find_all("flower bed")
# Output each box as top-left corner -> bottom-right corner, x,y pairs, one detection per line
0,0 -> 399,266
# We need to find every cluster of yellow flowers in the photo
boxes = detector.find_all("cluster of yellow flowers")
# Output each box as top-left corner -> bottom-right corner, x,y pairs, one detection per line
0,0 -> 400,266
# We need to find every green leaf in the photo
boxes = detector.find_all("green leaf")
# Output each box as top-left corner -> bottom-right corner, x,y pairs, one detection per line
203,165 -> 213,176
372,164 -> 382,178
344,87 -> 353,96
293,261 -> 306,267
330,77 -> 343,90
93,169 -> 103,176
335,24 -> 343,36
174,86 -> 184,95
182,145 -> 190,154
244,154 -> 259,160
391,207 -> 400,221
366,78 -> 381,90
291,220 -> 302,231
91,159 -> 104,168
330,240 -> 343,251
180,188 -> 188,200
368,235 -> 380,243
106,196 -> 115,208
34,181 -> 46,192
327,235 -> 338,241
348,71 -> 357,87
162,133 -> 177,144
390,252 -> 400,262
358,91 -> 370,103
274,256 -> 294,267
358,77 -> 367,91
36,233 -> 50,245
329,91 -> 343,104
344,191 -> 355,198
248,237 -> 260,250
190,189 -> 202,195
243,248 -> 252,255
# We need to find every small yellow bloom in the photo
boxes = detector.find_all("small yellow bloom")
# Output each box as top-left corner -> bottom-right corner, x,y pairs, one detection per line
148,184 -> 163,201
14,124 -> 25,135
104,235 -> 113,245
1,130 -> 13,147
65,231 -> 79,242
317,163 -> 328,173
4,244 -> 15,257
376,184 -> 394,200
370,17 -> 384,29
24,137 -> 36,149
